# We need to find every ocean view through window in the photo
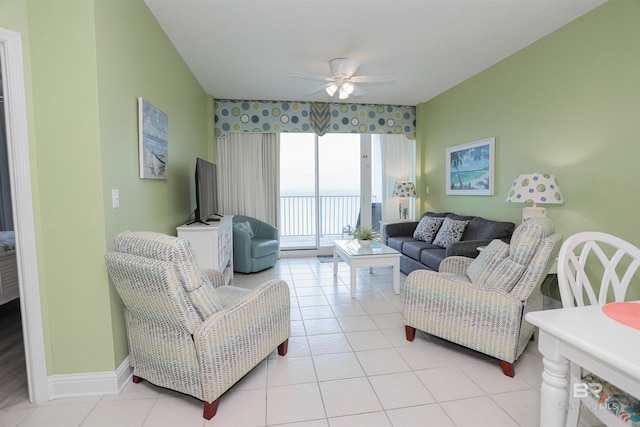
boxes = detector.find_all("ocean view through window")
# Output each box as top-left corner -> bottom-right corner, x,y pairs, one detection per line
279,133 -> 362,250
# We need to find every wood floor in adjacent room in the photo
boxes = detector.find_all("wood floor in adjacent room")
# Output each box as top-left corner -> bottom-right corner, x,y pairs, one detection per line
0,299 -> 28,411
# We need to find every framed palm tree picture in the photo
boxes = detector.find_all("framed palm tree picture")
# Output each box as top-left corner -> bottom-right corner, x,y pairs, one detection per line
446,137 -> 495,196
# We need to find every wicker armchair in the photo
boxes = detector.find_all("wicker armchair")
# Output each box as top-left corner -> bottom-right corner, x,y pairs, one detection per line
105,231 -> 290,419
404,218 -> 562,377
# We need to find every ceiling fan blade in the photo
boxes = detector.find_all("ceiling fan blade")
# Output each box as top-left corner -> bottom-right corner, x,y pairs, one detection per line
289,71 -> 333,82
350,74 -> 396,84
303,83 -> 331,96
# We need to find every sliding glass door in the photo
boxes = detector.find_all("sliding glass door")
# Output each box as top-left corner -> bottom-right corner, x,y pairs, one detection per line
280,133 -> 363,251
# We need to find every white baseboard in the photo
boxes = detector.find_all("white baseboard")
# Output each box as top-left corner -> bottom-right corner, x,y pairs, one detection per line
47,356 -> 132,400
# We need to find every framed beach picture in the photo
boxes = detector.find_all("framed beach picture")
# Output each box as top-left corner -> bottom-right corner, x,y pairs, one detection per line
446,137 -> 495,196
138,97 -> 168,179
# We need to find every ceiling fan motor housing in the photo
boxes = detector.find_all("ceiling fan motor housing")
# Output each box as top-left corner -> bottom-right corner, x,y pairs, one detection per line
329,58 -> 361,79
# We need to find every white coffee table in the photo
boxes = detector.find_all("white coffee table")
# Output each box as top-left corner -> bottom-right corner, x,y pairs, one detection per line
332,239 -> 401,298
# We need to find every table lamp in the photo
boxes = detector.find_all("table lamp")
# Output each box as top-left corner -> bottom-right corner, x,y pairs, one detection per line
505,173 -> 564,222
391,181 -> 417,220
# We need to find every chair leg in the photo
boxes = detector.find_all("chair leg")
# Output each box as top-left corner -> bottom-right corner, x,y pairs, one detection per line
203,398 -> 220,420
132,375 -> 143,384
405,325 -> 416,341
500,360 -> 515,377
278,339 -> 289,356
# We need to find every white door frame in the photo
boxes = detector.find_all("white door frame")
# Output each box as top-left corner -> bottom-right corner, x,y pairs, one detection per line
1,27 -> 49,404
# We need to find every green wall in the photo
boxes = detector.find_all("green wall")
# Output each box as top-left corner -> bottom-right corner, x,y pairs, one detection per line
1,0 -> 210,375
416,0 -> 640,299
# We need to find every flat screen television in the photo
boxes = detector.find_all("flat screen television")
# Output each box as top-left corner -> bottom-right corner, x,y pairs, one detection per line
189,157 -> 220,225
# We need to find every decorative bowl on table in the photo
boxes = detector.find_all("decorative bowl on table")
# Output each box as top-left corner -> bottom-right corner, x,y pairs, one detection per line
358,239 -> 372,247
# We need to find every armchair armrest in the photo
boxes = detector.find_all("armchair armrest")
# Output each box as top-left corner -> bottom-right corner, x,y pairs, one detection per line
194,279 -> 290,403
438,256 -> 474,275
385,221 -> 419,238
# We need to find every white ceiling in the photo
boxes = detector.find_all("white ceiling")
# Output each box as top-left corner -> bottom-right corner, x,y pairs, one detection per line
145,0 -> 607,106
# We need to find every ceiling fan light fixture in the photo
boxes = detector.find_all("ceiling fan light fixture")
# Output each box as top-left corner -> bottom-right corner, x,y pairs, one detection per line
325,83 -> 338,97
342,82 -> 355,95
338,87 -> 349,100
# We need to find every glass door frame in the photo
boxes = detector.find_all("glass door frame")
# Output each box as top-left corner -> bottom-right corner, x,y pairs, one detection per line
279,133 -> 371,255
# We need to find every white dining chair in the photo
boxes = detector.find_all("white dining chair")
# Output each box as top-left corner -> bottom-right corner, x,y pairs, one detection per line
557,231 -> 640,427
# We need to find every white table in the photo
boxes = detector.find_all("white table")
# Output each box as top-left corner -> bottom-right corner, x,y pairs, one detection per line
332,239 -> 401,298
525,306 -> 640,427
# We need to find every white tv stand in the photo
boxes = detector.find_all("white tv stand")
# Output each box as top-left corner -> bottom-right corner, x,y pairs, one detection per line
177,215 -> 233,286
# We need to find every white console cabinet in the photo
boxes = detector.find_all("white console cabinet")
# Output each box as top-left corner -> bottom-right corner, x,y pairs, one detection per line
177,215 -> 233,286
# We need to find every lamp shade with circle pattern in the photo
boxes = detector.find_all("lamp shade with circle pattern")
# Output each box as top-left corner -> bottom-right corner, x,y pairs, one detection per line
392,181 -> 417,198
505,173 -> 564,205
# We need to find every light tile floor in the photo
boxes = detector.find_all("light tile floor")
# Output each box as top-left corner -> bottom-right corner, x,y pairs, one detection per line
1,257 -> 545,427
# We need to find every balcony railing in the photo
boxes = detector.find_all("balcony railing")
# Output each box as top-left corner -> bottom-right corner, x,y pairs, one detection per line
279,195 -> 360,246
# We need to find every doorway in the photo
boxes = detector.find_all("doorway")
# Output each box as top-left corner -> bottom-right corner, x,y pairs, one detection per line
0,26 -> 48,404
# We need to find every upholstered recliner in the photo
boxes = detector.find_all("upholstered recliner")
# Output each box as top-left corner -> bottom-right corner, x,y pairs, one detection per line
404,218 -> 562,377
232,215 -> 279,273
105,231 -> 290,419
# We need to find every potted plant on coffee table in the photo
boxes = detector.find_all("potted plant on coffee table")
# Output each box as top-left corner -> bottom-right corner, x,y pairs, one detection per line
352,227 -> 380,247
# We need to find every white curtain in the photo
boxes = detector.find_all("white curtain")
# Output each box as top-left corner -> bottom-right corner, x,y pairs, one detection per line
216,132 -> 280,226
377,134 -> 416,221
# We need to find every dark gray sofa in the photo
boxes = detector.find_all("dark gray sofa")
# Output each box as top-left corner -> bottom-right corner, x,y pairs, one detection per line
385,212 -> 515,275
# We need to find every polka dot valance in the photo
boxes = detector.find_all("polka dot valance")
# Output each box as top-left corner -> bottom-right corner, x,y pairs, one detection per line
214,99 -> 416,139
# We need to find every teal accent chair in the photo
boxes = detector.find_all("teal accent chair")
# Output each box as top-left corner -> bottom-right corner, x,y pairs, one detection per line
233,215 -> 279,273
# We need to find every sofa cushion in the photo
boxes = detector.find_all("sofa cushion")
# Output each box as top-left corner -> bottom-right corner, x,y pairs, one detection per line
413,216 -> 445,242
402,240 -> 439,261
462,216 -> 515,241
467,239 -> 510,287
387,236 -> 414,253
433,218 -> 470,248
420,247 -> 448,271
446,213 -> 474,222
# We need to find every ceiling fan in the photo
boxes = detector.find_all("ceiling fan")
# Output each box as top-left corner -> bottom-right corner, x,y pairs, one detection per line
290,58 -> 396,100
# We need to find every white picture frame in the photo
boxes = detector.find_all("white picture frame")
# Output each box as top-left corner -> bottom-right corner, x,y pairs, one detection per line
446,137 -> 495,196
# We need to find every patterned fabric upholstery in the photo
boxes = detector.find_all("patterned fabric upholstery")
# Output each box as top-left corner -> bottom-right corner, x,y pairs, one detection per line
105,231 -> 291,416
582,374 -> 640,426
483,219 -> 555,293
404,218 -> 562,375
114,231 -> 222,320
432,218 -> 469,248
467,239 -> 510,287
485,259 -> 526,292
413,216 -> 445,242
